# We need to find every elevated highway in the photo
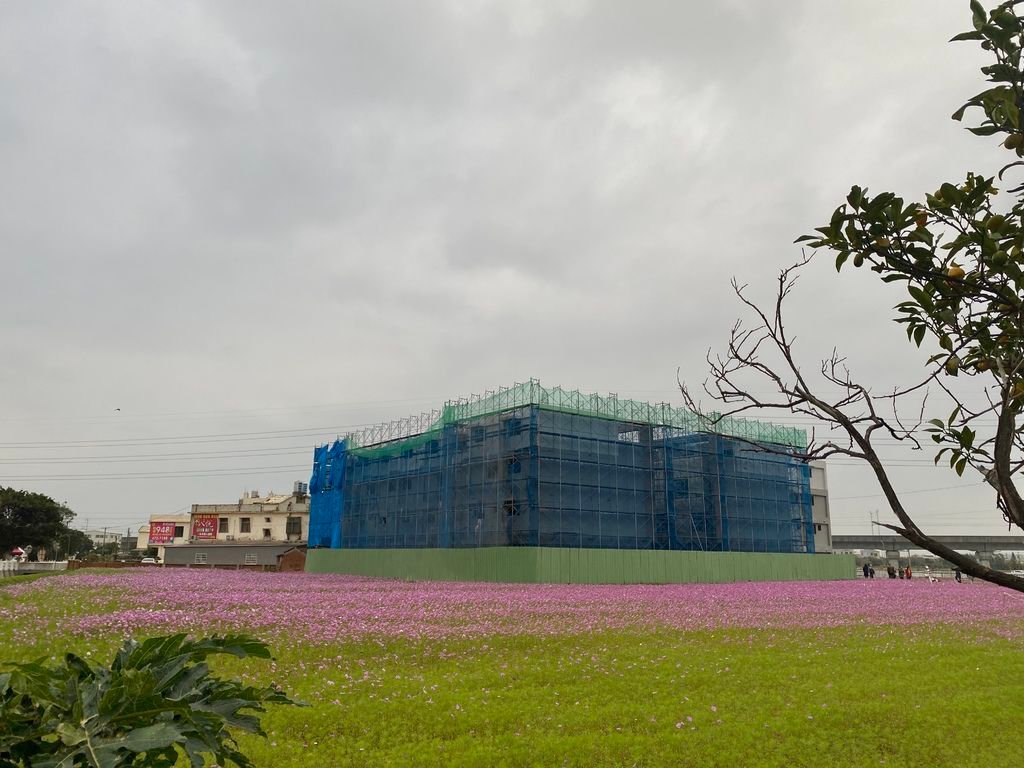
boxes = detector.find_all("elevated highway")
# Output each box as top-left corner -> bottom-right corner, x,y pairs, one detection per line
832,534 -> 1024,554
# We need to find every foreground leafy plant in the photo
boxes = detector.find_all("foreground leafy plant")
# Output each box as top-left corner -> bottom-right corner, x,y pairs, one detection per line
0,633 -> 298,767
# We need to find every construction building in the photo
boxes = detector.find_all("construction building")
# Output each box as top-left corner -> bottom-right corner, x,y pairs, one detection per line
306,381 -> 847,583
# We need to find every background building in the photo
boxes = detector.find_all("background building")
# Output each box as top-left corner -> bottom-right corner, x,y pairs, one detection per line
308,381 -> 833,562
140,484 -> 309,561
136,514 -> 192,560
187,484 -> 309,544
83,529 -> 123,549
162,541 -> 302,569
810,462 -> 832,553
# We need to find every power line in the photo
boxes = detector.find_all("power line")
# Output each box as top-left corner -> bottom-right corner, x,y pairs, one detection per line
0,396 -> 444,424
0,423 -> 368,449
831,481 -> 987,500
0,465 -> 309,481
0,451 -> 969,468
0,446 -> 313,464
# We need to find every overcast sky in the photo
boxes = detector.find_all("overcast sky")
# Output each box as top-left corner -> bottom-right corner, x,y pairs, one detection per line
0,0 -> 1015,540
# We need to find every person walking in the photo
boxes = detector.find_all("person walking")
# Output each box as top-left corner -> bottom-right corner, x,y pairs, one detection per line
863,563 -> 870,579
954,566 -> 963,583
905,565 -> 913,580
868,566 -> 875,579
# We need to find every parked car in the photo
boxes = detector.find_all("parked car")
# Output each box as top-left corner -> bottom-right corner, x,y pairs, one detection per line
140,557 -> 159,565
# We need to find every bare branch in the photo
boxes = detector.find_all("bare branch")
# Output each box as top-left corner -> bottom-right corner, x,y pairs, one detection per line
679,254 -> 1024,592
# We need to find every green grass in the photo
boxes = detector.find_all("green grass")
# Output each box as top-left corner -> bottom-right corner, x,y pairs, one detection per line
1,576 -> 1023,767
0,572 -> 62,586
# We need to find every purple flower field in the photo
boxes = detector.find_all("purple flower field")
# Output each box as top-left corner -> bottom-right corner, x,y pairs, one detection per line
7,570 -> 1024,644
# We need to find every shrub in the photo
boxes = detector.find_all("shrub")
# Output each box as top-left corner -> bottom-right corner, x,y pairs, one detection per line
0,633 -> 298,767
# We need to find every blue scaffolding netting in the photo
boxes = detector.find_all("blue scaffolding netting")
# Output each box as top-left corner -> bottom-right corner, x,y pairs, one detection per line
307,381 -> 815,554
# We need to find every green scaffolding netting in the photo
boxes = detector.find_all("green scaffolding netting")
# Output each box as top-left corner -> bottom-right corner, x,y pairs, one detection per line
343,379 -> 806,458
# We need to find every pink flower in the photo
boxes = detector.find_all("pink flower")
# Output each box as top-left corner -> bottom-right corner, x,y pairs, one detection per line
13,570 -> 1023,644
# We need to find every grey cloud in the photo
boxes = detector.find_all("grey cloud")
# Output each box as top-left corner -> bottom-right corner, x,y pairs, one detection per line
0,0 -> 1008,534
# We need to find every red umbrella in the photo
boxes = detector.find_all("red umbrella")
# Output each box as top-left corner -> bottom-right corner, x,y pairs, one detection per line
10,547 -> 24,556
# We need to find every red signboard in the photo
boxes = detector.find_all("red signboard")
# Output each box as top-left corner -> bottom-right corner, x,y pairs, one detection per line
191,515 -> 218,540
148,521 -> 176,545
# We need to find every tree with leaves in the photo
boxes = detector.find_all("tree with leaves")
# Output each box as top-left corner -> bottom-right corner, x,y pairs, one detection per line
59,528 -> 95,560
682,0 -> 1024,591
0,488 -> 74,558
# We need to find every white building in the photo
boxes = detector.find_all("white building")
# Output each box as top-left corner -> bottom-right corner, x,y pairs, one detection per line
136,514 -> 191,556
83,529 -> 123,548
809,460 -> 832,554
140,483 -> 309,560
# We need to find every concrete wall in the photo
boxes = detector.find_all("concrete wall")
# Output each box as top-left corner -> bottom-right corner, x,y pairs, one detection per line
306,547 -> 855,584
1,560 -> 69,577
164,545 -> 294,566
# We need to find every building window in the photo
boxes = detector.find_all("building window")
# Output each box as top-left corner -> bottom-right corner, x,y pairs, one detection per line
244,552 -> 258,565
240,518 -> 251,533
218,518 -> 229,533
263,528 -> 272,540
286,517 -> 302,537
194,553 -> 207,565
815,524 -> 822,532
174,525 -> 184,538
265,517 -> 271,523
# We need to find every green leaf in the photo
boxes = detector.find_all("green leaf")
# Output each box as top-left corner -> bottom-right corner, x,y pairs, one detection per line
0,633 -> 294,768
913,325 -> 927,347
98,722 -> 184,753
907,285 -> 934,312
971,0 -> 987,30
835,251 -> 850,271
955,457 -> 968,476
950,30 -> 984,41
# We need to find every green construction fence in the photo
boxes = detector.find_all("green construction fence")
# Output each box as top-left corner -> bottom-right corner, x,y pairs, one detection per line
305,547 -> 855,584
